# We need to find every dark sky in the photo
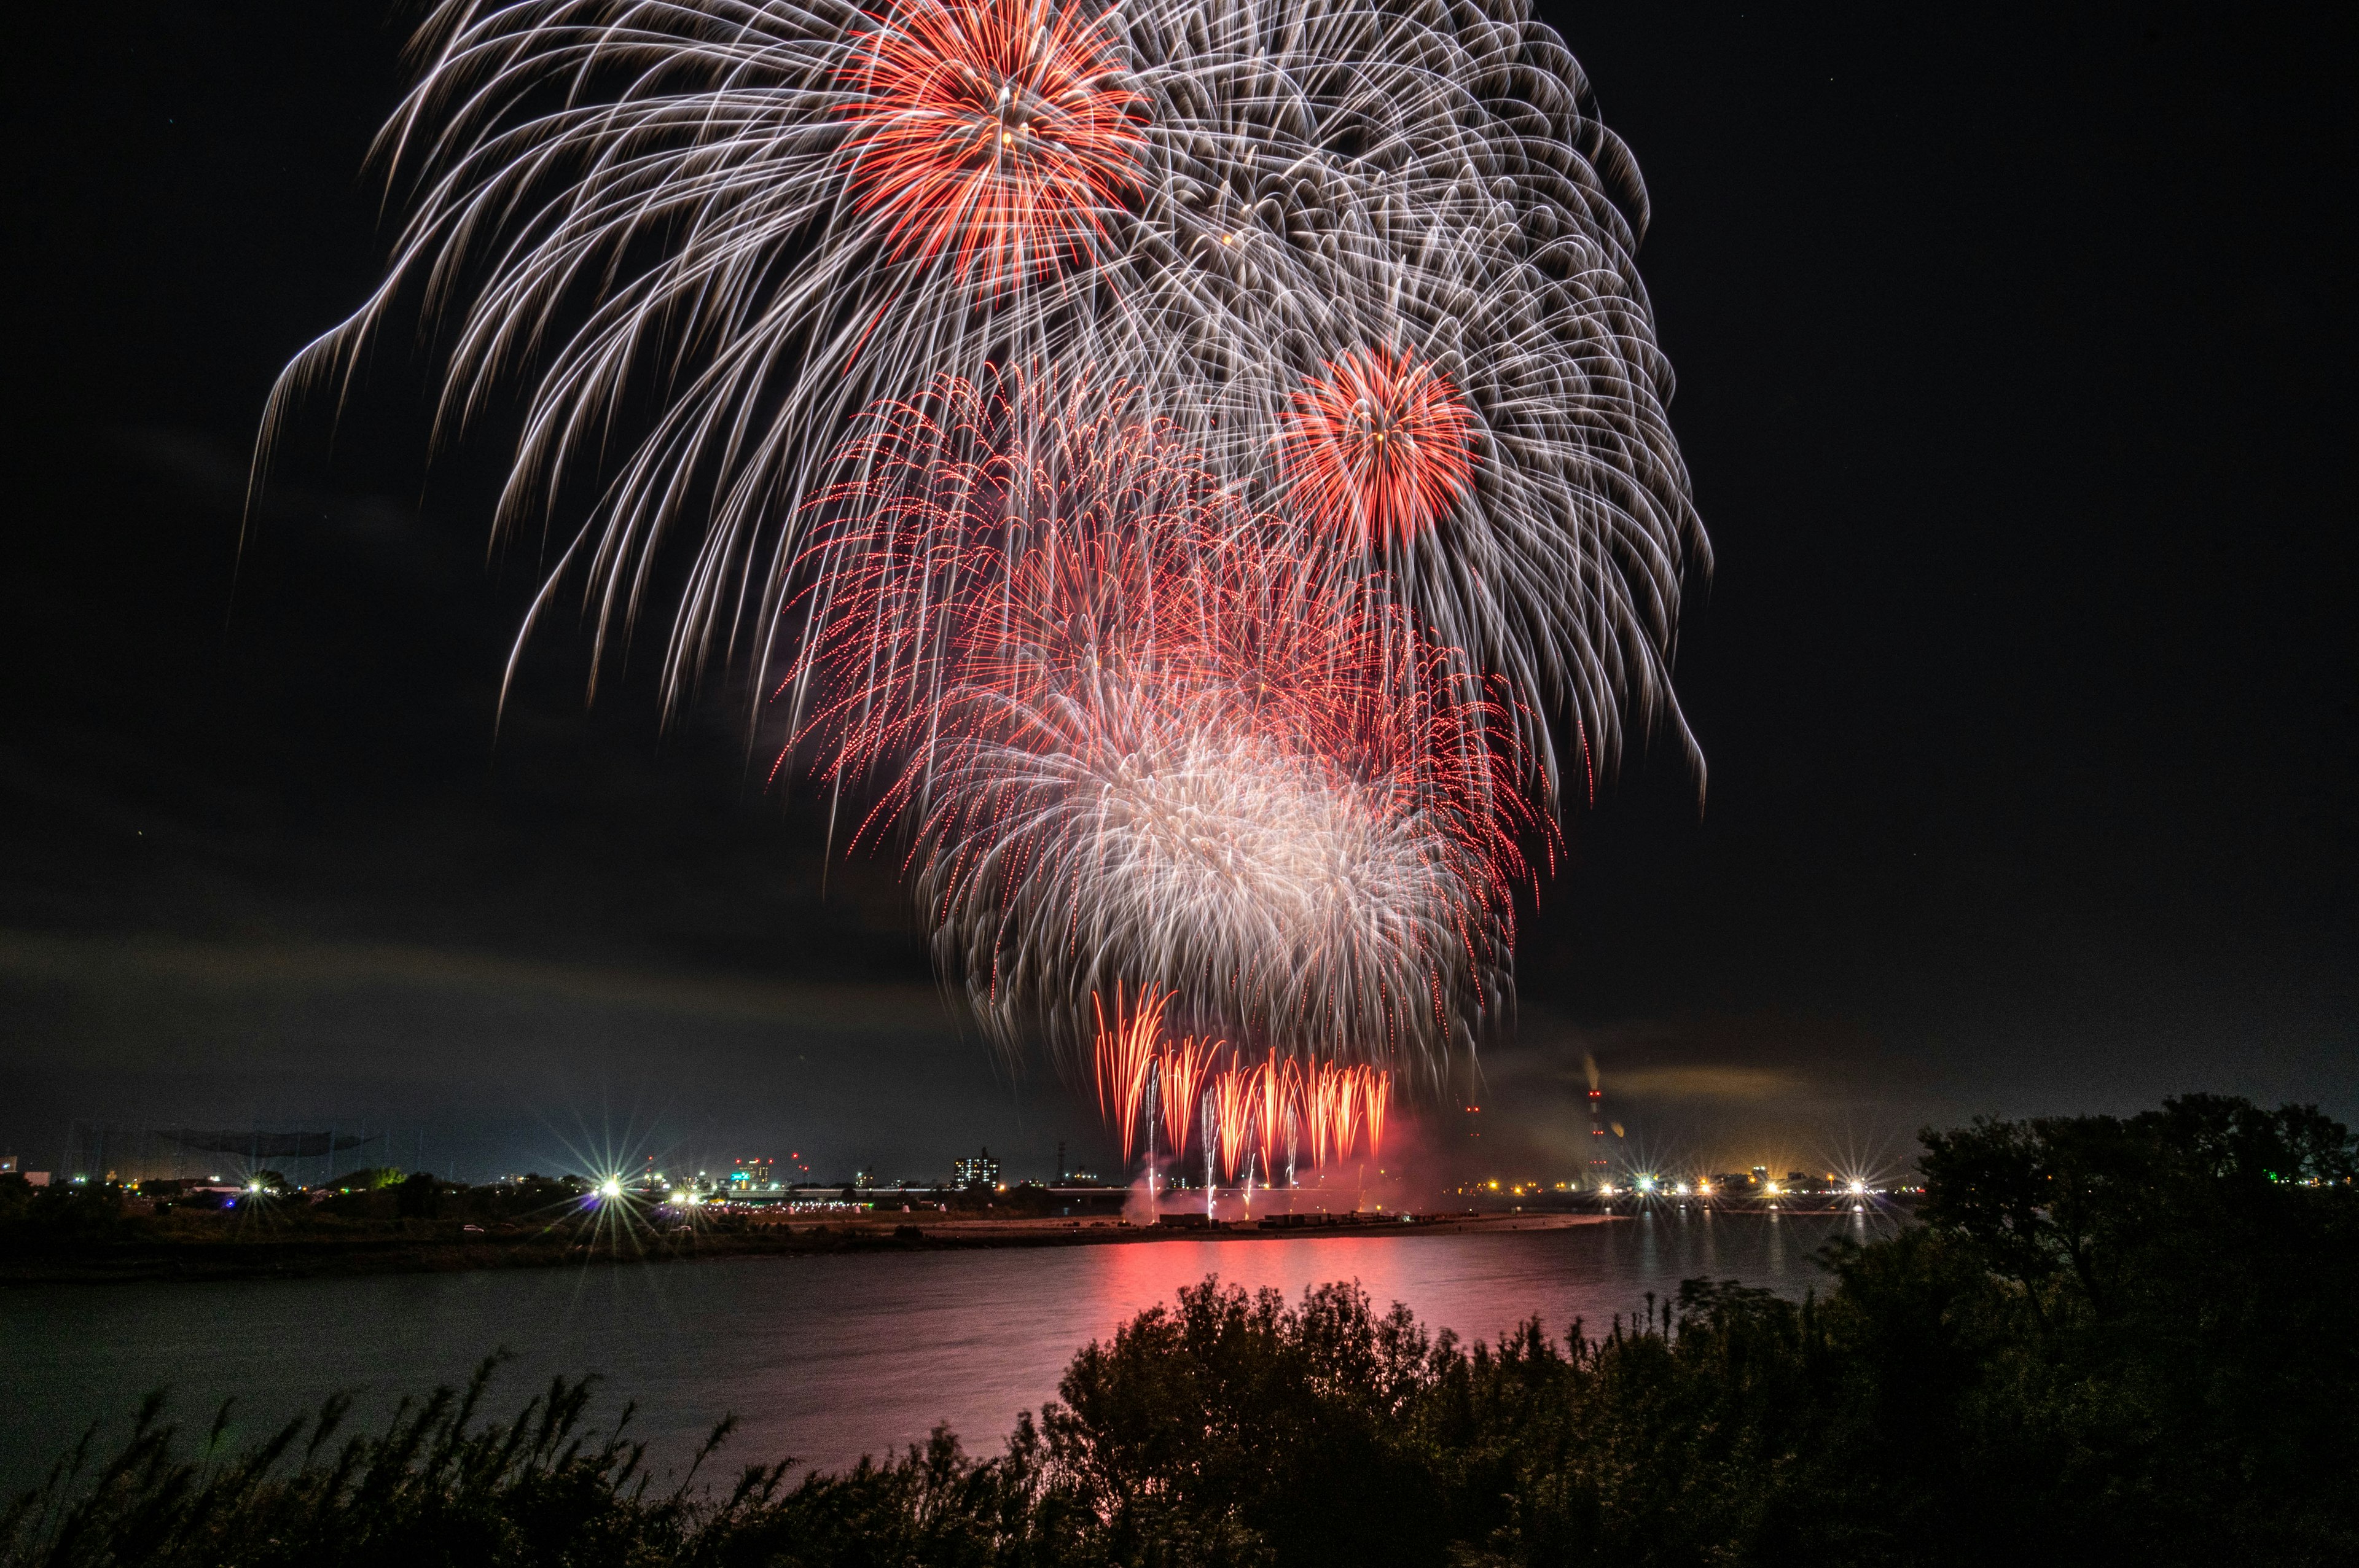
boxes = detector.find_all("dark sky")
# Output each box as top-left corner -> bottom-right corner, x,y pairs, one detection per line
3,2 -> 2351,1187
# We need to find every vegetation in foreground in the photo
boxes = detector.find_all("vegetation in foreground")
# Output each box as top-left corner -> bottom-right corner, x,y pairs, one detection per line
6,1094 -> 2354,1567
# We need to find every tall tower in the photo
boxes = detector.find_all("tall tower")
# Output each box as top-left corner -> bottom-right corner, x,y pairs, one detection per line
1586,1053 -> 1610,1189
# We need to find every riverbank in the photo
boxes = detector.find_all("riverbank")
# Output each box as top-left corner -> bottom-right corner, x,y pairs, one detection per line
0,1209 -> 1608,1285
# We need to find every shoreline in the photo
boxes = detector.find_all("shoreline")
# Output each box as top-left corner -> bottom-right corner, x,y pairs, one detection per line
0,1210 -> 1613,1287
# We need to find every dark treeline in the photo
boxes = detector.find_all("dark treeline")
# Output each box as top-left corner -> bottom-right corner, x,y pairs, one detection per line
6,1094 -> 2354,1567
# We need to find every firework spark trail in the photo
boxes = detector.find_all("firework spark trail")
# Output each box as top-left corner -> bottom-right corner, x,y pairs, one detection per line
1306,1064 -> 1337,1169
1092,982 -> 1168,1163
1211,1067 -> 1251,1183
265,0 -> 1706,791
789,370 -> 1548,1070
1361,1066 -> 1391,1161
264,0 -> 1712,1140
1331,1064 -> 1364,1161
1200,1091 -> 1217,1211
1156,1036 -> 1215,1160
1253,1048 -> 1292,1177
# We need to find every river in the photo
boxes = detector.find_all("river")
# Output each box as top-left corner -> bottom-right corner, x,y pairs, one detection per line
0,1208 -> 1893,1494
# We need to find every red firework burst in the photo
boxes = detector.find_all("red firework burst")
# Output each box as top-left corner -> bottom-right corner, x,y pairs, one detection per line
840,0 -> 1146,290
784,370 -> 1548,1059
1278,345 -> 1477,550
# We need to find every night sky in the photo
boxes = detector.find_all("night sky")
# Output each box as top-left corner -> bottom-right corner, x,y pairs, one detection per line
4,3 -> 2351,1187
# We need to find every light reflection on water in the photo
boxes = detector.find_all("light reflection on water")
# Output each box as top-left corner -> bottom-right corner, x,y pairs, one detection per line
0,1209 -> 1895,1490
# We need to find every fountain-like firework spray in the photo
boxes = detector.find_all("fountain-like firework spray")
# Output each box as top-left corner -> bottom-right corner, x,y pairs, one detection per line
1200,1091 -> 1216,1215
1305,1065 -> 1337,1170
1157,1036 -> 1215,1161
1211,1067 -> 1251,1184
1253,1048 -> 1291,1180
1092,983 -> 1168,1164
1332,1065 -> 1364,1161
1362,1067 -> 1391,1162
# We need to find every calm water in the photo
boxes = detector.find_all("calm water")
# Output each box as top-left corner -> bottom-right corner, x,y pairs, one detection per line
0,1210 -> 1891,1492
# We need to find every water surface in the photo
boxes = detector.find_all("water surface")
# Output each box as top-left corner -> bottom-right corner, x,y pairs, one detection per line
0,1209 -> 1892,1492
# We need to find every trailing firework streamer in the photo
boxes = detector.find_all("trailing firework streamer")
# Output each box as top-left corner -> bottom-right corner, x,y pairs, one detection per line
1362,1067 -> 1391,1161
1092,983 -> 1169,1164
1305,1064 -> 1337,1170
1253,1048 -> 1292,1180
1157,1036 -> 1215,1161
788,371 -> 1547,1072
1211,1067 -> 1252,1184
1332,1065 -> 1364,1161
264,0 -> 1705,797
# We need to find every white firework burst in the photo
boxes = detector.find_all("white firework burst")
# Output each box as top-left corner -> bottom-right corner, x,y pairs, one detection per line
262,0 -> 1704,795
